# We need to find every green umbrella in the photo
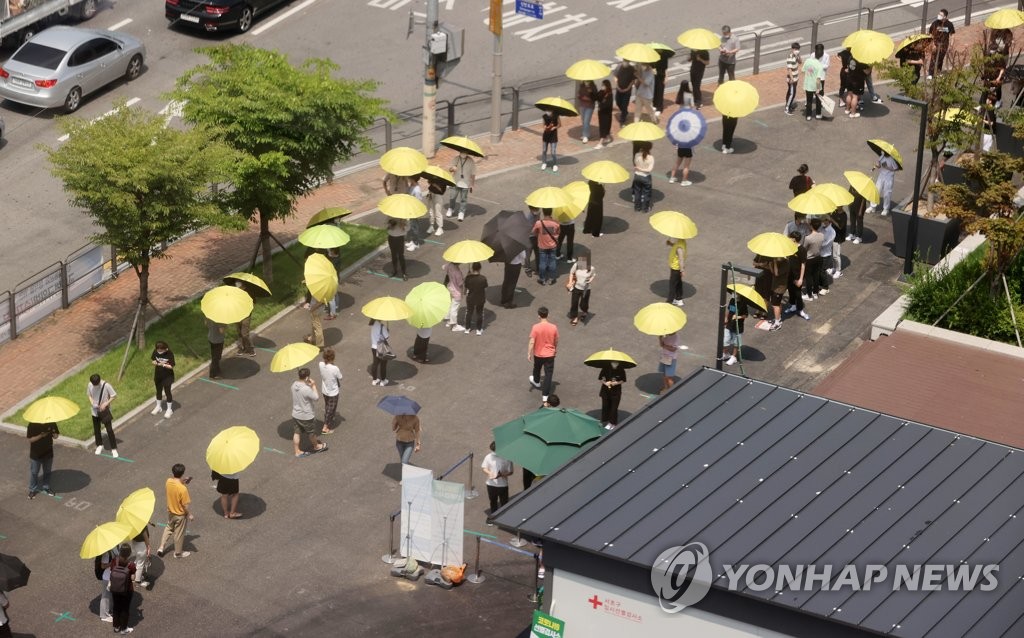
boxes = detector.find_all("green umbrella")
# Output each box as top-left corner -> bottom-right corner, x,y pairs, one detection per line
493,408 -> 605,476
404,282 -> 451,329
524,407 -> 604,445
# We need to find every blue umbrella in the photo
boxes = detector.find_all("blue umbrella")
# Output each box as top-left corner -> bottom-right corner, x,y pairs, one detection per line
666,108 -> 707,149
377,395 -> 421,416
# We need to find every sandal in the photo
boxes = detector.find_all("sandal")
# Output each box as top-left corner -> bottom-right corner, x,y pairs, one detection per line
227,513 -> 243,519
570,319 -> 579,326
321,428 -> 335,435
314,443 -> 329,453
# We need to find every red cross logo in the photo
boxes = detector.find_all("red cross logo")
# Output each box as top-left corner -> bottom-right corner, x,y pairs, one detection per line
588,595 -> 603,609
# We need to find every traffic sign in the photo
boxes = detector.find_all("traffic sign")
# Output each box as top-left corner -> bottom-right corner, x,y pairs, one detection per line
515,0 -> 544,20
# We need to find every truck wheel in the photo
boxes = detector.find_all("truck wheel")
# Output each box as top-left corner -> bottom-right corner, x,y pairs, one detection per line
77,0 -> 98,20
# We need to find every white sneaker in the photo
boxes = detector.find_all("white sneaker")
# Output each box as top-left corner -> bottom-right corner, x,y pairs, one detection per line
457,212 -> 464,221
672,299 -> 685,307
476,329 -> 483,336
594,143 -> 604,149
372,379 -> 380,386
551,165 -> 558,173
407,243 -> 416,252
725,355 -> 737,366
669,176 -> 677,183
722,147 -> 729,154
445,208 -> 453,217
879,210 -> 889,216
112,450 -> 119,458
452,325 -> 466,332
426,226 -> 435,235
802,293 -> 812,301
833,271 -> 844,278
151,404 -> 162,415
540,162 -> 547,170
581,136 -> 589,143
434,227 -> 443,236
95,446 -> 104,455
852,236 -> 862,244
784,304 -> 797,314
679,180 -> 692,186
826,268 -> 834,275
100,615 -> 113,623
799,310 -> 811,320
846,234 -> 854,241
381,379 -> 390,386
164,407 -> 173,418
528,376 -> 541,388
819,288 -> 829,296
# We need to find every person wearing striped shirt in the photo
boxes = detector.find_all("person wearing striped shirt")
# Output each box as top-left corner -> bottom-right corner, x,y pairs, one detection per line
785,42 -> 801,114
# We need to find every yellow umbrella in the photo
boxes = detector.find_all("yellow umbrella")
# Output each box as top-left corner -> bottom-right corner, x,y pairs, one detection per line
525,186 -> 573,209
584,349 -> 638,369
714,81 -> 759,117
115,487 -> 155,537
298,225 -> 351,250
362,296 -> 413,321
726,283 -> 767,312
270,343 -> 321,373
554,181 -> 590,222
80,521 -> 133,559
440,136 -> 485,158
405,282 -> 451,329
201,286 -> 253,324
895,33 -> 931,54
787,191 -> 837,216
206,426 -> 260,475
565,59 -> 612,81
442,240 -> 495,264
867,139 -> 903,169
842,29 -> 881,48
649,211 -> 698,240
536,97 -> 579,117
378,194 -> 427,219
810,183 -> 854,207
582,160 -> 630,184
850,31 -> 894,65
937,107 -> 978,125
985,8 -> 1024,29
616,42 -> 659,64
223,272 -> 271,297
844,170 -> 880,204
421,165 -> 456,187
747,232 -> 797,258
306,207 -> 352,228
618,121 -> 665,142
304,253 -> 338,304
380,146 -> 428,177
23,396 -> 80,423
633,302 -> 687,336
677,28 -> 721,50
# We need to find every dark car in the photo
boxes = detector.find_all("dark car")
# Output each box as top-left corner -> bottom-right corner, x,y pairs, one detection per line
165,0 -> 289,33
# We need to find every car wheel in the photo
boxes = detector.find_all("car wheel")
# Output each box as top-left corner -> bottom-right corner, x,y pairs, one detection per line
64,87 -> 83,114
77,0 -> 98,20
125,55 -> 143,81
237,6 -> 254,33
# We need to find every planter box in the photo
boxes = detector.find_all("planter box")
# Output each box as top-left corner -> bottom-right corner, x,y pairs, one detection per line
890,209 -> 961,264
995,122 -> 1024,158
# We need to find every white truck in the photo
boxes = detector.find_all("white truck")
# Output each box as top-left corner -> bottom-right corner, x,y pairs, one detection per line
1,0 -> 98,47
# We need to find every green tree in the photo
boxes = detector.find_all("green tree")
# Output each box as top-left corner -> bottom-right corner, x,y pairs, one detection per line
45,103 -> 241,349
171,44 -> 391,281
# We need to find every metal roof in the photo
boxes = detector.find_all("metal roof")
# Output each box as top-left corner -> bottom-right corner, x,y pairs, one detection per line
491,368 -> 1024,638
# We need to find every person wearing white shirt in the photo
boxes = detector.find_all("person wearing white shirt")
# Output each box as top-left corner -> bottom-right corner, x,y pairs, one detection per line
318,348 -> 343,434
482,442 -> 514,515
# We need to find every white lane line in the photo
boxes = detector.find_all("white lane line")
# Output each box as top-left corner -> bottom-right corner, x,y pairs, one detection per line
109,18 -> 133,31
251,0 -> 320,36
58,97 -> 141,142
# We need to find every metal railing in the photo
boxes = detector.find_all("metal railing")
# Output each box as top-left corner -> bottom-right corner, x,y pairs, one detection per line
2,0 -> 1008,344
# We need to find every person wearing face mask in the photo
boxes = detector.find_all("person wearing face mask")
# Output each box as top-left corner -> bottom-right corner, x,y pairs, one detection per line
447,152 -> 476,222
928,9 -> 955,78
598,362 -> 627,429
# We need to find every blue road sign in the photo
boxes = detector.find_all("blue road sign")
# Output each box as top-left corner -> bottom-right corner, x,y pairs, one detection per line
515,0 -> 543,20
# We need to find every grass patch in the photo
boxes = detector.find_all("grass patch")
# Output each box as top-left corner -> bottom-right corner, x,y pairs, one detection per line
10,222 -> 385,440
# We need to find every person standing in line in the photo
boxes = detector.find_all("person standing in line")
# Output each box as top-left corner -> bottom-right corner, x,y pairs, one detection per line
386,218 -> 408,280
406,176 -> 425,253
411,326 -> 432,363
785,42 -> 801,114
442,261 -> 466,331
595,80 -> 614,148
87,374 -> 118,458
658,331 -> 687,394
784,212 -> 811,240
527,306 -> 559,403
869,151 -> 899,215
653,48 -> 670,116
27,421 -> 58,499
212,470 -> 241,519
155,464 -> 193,559
501,249 -> 525,309
666,237 -> 687,306
784,231 -> 810,321
382,171 -> 402,197
613,60 -> 637,126
801,48 -> 824,121
463,262 -> 488,335
598,362 -> 626,428
674,78 -> 694,109
819,217 -> 835,295
801,218 -> 825,300
844,57 -> 867,118
830,209 -> 847,278
206,318 -> 225,379
768,255 -> 790,331
721,293 -> 750,366
690,48 -> 710,109
1,590 -> 13,637
150,341 -> 175,418
482,441 -> 513,514
234,280 -> 257,354
669,141 -> 694,186
567,254 -> 595,326
524,207 -> 540,278
97,547 -> 115,623
928,8 -> 955,78
319,348 -> 343,434
369,319 -> 391,386
108,543 -> 136,634
305,299 -> 325,349
393,413 -> 421,465
130,524 -> 151,590
556,211 -> 576,263
718,25 -> 740,83
847,186 -> 867,244
540,110 -> 560,172
582,180 -> 606,237
788,164 -> 814,197
325,247 -> 341,320
815,43 -> 831,94
290,368 -> 326,457
632,144 -> 655,212
721,115 -> 738,154
577,80 -> 597,144
426,178 -> 447,236
635,64 -> 657,123
447,152 -> 476,222
533,208 -> 561,285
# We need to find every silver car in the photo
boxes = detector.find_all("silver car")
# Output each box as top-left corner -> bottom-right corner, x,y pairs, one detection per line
0,26 -> 145,113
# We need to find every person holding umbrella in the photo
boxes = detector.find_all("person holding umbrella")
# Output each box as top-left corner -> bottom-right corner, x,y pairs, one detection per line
599,361 -> 627,428
447,151 -> 476,222
577,79 -> 597,144
869,150 -> 899,216
540,109 -> 560,172
380,396 -> 422,465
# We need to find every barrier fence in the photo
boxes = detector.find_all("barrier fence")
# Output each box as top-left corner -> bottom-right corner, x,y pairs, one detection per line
1,0 -> 1007,345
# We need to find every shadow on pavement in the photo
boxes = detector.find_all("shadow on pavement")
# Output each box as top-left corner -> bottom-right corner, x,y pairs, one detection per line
221,356 -> 259,380
712,138 -> 759,154
383,361 -> 417,382
251,335 -> 278,350
738,346 -> 766,362
634,372 -> 663,395
584,408 -> 633,423
212,493 -> 267,519
600,215 -> 630,235
615,186 -> 666,207
382,462 -> 402,482
409,344 -> 452,365
50,468 -> 91,493
323,327 -> 343,347
648,279 -> 697,302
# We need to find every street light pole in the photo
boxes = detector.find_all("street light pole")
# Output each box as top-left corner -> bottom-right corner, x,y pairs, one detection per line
489,0 -> 503,144
422,0 -> 439,158
890,94 -> 929,276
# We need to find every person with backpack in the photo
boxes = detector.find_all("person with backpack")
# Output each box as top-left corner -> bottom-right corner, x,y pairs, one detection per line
96,548 -> 115,623
108,543 -> 137,634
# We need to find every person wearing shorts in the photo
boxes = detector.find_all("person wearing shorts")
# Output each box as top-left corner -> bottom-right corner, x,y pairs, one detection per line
291,368 -> 326,458
212,470 -> 241,519
669,145 -> 693,186
658,331 -> 687,394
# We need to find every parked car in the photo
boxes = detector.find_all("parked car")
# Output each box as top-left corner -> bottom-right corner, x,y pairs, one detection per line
165,0 -> 290,34
0,26 -> 145,113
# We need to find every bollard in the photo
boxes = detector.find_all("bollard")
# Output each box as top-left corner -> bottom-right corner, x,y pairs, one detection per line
59,261 -> 70,310
467,535 -> 485,584
509,527 -> 528,548
527,553 -> 540,604
381,511 -> 399,564
466,452 -> 479,499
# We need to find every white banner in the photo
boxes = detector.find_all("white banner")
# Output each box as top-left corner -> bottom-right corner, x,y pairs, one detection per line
430,479 -> 464,566
400,465 -> 435,564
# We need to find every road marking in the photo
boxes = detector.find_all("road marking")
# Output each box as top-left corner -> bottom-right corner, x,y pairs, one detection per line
50,611 -> 76,623
100,453 -> 134,463
200,377 -> 239,390
251,0 -> 320,35
256,346 -> 277,353
58,97 -> 141,142
109,18 -> 133,30
421,238 -> 444,245
0,533 -> 7,540
263,446 -> 287,455
368,269 -> 402,279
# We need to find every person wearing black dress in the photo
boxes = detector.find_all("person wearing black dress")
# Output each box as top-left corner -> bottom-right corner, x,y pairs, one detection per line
599,363 -> 627,428
582,180 -> 605,237
595,80 -> 614,148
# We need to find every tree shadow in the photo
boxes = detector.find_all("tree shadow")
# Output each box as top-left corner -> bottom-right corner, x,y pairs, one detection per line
211,493 -> 267,520
50,469 -> 91,493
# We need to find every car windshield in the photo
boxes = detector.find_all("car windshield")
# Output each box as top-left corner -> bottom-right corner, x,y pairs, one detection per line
13,43 -> 68,70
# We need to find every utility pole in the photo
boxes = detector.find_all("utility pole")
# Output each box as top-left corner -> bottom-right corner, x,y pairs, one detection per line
422,0 -> 439,158
489,0 -> 503,143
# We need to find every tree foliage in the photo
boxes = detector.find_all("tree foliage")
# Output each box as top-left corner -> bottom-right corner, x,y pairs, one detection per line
170,44 -> 391,280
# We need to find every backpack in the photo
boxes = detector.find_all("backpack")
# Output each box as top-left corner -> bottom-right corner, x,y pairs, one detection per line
108,558 -> 132,593
94,555 -> 104,580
